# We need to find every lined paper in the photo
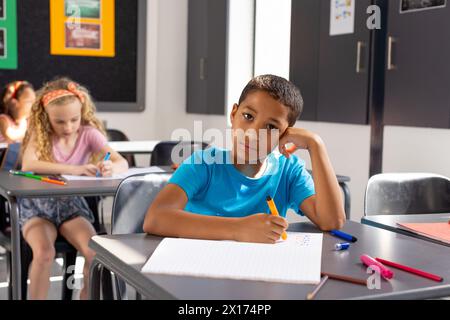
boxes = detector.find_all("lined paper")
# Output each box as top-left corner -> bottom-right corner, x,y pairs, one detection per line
62,167 -> 165,181
142,232 -> 323,284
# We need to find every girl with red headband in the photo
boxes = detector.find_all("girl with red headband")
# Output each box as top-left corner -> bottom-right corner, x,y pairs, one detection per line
19,77 -> 128,299
0,81 -> 36,142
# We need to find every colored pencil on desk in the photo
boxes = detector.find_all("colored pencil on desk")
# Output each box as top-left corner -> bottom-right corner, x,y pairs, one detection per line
375,258 -> 443,282
307,275 -> 329,300
321,272 -> 367,286
9,170 -> 66,186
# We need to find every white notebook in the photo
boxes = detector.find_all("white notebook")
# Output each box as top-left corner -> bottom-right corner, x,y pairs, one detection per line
141,232 -> 323,284
62,167 -> 165,181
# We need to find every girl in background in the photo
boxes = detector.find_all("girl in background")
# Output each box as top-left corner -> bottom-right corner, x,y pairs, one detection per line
20,77 -> 128,299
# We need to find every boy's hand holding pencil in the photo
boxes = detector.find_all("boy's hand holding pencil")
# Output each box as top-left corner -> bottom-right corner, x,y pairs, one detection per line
233,212 -> 288,244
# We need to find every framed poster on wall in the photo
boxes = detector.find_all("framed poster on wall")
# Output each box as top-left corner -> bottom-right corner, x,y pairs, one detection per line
0,0 -> 18,69
50,0 -> 115,57
401,0 -> 447,13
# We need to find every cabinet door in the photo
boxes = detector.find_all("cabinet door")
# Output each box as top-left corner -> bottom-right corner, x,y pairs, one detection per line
187,0 -> 228,115
290,0 -> 321,121
290,0 -> 371,124
383,0 -> 450,128
316,0 -> 372,124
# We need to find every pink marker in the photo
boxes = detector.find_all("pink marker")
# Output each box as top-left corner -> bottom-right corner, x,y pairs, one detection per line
360,254 -> 394,280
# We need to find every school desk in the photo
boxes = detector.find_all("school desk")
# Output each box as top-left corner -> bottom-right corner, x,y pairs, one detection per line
108,140 -> 161,154
362,213 -> 450,247
88,221 -> 450,300
0,168 -> 171,300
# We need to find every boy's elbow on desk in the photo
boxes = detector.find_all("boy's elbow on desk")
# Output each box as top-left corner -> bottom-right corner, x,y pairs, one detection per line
316,215 -> 346,232
143,209 -> 157,234
143,207 -> 167,235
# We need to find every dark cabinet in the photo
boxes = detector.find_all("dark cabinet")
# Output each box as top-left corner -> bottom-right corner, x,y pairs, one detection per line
290,0 -> 372,124
186,0 -> 228,115
383,0 -> 450,128
291,0 -> 450,129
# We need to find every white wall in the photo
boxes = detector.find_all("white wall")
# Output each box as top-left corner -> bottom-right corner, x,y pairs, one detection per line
383,126 -> 450,178
254,0 -> 292,78
292,122 -> 371,222
98,0 -> 449,223
98,0 -> 158,141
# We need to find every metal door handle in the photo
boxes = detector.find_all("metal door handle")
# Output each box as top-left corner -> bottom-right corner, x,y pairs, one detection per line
356,41 -> 366,73
387,37 -> 397,70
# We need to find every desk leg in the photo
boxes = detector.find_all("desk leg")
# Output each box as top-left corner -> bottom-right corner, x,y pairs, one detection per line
8,196 -> 22,300
339,182 -> 351,220
89,259 -> 103,300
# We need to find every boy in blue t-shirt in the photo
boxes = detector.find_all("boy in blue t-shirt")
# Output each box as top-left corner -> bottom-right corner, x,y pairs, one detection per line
143,75 -> 345,243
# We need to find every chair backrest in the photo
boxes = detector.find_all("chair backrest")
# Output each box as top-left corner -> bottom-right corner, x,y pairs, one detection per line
150,140 -> 209,166
107,129 -> 129,142
111,172 -> 172,235
364,173 -> 450,216
106,129 -> 136,167
1,143 -> 21,171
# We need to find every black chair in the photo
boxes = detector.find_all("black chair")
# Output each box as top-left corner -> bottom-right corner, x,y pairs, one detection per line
99,172 -> 173,300
0,143 -> 21,171
150,141 -> 209,166
0,148 -> 7,166
307,169 -> 351,219
364,173 -> 450,216
106,129 -> 137,167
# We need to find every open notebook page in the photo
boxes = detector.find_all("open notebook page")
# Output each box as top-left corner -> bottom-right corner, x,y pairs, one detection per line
142,232 -> 323,284
62,167 -> 165,181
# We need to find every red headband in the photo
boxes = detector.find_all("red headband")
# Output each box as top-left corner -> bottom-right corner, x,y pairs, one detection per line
41,82 -> 85,107
8,81 -> 25,99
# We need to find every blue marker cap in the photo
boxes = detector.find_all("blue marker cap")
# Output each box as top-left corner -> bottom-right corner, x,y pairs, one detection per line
335,242 -> 350,251
104,152 -> 111,161
330,229 -> 358,242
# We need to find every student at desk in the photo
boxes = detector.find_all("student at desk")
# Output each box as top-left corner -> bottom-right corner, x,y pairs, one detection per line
19,78 -> 128,300
144,75 -> 345,244
0,81 -> 36,143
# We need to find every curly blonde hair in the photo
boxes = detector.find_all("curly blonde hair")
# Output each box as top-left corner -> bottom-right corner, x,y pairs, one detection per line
22,77 -> 106,163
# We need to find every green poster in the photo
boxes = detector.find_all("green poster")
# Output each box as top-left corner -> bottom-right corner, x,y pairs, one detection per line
0,0 -> 18,69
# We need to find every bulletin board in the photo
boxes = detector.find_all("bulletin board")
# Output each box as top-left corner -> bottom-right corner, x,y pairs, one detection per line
0,0 -> 147,112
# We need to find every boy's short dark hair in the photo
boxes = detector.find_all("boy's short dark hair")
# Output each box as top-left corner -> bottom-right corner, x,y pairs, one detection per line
238,74 -> 303,126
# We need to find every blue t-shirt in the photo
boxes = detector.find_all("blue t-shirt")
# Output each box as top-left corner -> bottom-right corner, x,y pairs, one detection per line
168,147 -> 315,218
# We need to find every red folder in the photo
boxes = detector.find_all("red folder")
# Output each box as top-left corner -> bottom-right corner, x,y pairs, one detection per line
397,222 -> 450,245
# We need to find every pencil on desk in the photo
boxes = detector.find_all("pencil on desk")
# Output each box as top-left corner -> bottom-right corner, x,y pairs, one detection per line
9,170 -> 66,186
307,275 -> 329,300
321,272 -> 367,286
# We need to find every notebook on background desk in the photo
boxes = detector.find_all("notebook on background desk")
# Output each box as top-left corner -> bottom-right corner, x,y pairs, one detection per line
141,232 -> 323,284
61,167 -> 166,181
397,222 -> 450,245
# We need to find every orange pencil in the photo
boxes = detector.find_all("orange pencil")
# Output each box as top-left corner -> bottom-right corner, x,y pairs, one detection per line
266,196 -> 287,240
41,177 -> 67,186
